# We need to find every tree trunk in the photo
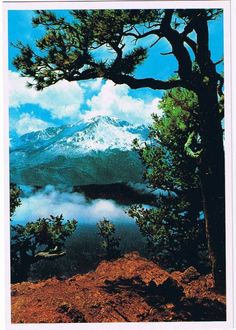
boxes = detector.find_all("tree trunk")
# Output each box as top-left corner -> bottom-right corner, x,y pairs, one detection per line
197,86 -> 226,293
186,188 -> 203,270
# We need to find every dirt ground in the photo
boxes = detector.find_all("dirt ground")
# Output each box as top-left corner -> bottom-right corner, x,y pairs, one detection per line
11,252 -> 226,323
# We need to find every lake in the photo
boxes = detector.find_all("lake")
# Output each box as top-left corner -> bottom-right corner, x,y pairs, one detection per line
11,184 -> 152,280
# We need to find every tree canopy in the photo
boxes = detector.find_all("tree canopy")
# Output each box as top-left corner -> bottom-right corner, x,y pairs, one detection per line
13,9 -> 223,94
10,183 -> 21,218
97,218 -> 120,260
133,87 -> 201,193
129,87 -> 206,270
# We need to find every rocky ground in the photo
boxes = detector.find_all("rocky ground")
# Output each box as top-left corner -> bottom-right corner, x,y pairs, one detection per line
11,252 -> 226,323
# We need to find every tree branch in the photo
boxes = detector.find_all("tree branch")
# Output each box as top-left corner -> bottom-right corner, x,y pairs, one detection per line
107,74 -> 183,90
214,58 -> 224,66
150,36 -> 162,48
160,51 -> 173,56
184,131 -> 203,159
123,29 -> 160,40
160,10 -> 193,82
183,36 -> 197,56
192,10 -> 214,74
35,251 -> 66,260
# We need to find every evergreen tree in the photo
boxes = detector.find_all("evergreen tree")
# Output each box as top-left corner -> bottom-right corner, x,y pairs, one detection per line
129,88 -> 206,271
10,185 -> 77,283
13,9 -> 225,291
97,218 -> 120,260
10,183 -> 21,218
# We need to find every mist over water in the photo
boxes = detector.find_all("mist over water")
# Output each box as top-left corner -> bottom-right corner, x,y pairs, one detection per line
12,185 -> 133,225
12,185 -> 148,280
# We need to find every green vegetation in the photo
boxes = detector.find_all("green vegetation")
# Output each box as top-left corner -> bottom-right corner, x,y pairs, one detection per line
10,184 -> 77,283
10,183 -> 21,218
13,9 -> 225,291
97,218 -> 120,260
128,88 -> 206,271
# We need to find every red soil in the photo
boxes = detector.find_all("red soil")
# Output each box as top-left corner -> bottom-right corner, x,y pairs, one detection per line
11,252 -> 226,323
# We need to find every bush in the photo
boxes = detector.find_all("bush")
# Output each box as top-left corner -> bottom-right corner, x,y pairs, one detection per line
97,218 -> 120,260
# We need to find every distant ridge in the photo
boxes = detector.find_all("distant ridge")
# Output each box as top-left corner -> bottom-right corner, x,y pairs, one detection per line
10,116 -> 148,186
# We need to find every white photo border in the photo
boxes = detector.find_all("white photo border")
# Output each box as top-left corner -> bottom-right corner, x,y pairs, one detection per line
1,1 -> 234,329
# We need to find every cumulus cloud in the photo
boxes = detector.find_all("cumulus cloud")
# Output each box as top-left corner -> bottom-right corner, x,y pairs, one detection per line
15,113 -> 51,135
80,78 -> 103,91
9,71 -> 84,120
84,80 -> 162,125
9,70 -> 162,128
12,185 -> 132,225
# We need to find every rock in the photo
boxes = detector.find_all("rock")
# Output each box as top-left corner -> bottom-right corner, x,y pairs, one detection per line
97,252 -> 184,303
56,303 -> 86,322
181,266 -> 200,283
172,266 -> 200,284
56,303 -> 70,313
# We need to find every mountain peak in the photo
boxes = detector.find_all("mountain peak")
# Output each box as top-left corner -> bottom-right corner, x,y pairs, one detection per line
11,116 -> 148,153
10,116 -> 148,186
81,115 -> 132,128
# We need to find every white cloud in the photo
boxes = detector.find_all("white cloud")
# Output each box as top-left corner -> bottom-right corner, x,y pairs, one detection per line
84,80 -> 162,125
12,185 -> 132,225
80,78 -> 103,91
9,71 -> 162,127
15,113 -> 51,136
9,71 -> 84,120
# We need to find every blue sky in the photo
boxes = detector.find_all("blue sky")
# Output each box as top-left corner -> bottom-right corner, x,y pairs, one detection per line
8,9 -> 224,137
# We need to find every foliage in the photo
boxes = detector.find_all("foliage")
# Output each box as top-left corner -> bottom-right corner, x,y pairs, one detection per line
10,185 -> 77,283
11,215 -> 77,256
11,215 -> 77,283
97,218 -> 120,260
128,197 -> 205,271
10,183 -> 21,218
128,88 -> 206,270
13,9 -> 223,92
133,87 -> 201,192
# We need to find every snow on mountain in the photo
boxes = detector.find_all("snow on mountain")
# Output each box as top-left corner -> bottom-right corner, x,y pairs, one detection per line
11,116 -> 148,153
10,116 -> 149,186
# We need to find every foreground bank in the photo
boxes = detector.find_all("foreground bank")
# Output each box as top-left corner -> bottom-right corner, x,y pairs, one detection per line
11,252 -> 226,323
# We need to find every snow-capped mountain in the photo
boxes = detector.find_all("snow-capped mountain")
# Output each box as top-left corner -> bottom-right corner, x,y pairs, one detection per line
10,116 -> 149,186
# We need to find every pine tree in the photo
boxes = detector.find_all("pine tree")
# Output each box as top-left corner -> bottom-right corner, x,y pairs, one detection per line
97,218 -> 120,260
129,88 -> 206,271
10,184 -> 77,282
